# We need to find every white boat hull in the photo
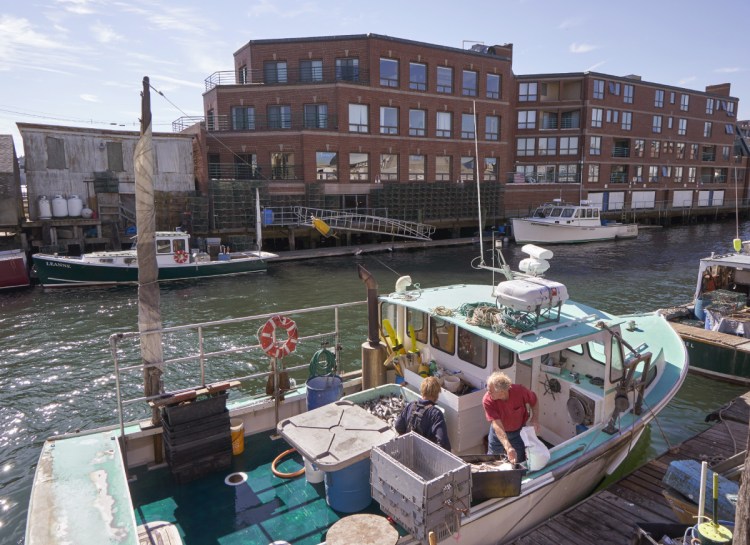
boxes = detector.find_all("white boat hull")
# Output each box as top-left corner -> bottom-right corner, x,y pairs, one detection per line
512,218 -> 638,244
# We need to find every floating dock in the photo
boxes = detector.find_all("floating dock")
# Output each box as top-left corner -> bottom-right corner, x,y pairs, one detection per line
509,392 -> 749,544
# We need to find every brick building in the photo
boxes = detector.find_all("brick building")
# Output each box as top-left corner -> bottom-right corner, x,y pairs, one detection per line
187,33 -> 745,242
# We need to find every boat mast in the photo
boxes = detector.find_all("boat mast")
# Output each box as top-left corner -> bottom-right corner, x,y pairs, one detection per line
256,187 -> 262,256
135,76 -> 164,427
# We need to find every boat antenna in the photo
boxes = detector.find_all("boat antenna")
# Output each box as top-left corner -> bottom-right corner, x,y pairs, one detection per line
255,187 -> 263,256
473,101 -> 485,266
734,156 -> 741,252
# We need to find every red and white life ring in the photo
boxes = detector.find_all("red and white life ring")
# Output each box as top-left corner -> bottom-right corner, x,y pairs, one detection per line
258,315 -> 298,359
173,250 -> 188,264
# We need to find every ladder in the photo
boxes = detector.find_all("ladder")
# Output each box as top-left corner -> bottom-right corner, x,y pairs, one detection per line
293,207 -> 435,241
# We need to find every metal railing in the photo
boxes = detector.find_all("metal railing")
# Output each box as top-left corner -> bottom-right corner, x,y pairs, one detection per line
205,67 -> 372,91
110,300 -> 366,435
208,162 -> 303,182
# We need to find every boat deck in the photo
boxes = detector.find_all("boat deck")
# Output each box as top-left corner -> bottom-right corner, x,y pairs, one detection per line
130,432 -> 394,545
508,391 -> 750,545
670,320 -> 750,351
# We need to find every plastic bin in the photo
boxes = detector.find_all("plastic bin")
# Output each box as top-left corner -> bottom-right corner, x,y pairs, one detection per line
306,375 -> 343,411
371,432 -> 471,543
230,419 -> 244,455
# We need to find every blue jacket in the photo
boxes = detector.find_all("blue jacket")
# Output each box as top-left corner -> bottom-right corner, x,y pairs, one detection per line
394,399 -> 451,451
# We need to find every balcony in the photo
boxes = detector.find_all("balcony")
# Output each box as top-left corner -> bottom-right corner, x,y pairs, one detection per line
202,113 -> 339,133
205,67 -> 372,91
207,162 -> 303,182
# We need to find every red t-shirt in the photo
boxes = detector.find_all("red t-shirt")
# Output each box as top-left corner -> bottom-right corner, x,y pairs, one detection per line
482,384 -> 537,432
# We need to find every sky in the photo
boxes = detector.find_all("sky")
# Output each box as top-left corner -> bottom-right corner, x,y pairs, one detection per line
1,0 -> 749,157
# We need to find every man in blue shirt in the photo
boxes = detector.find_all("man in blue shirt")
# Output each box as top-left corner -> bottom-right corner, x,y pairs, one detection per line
395,376 -> 451,451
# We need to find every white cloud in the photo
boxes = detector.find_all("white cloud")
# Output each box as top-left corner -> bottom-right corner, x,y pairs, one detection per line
569,42 -> 597,54
585,61 -> 606,72
55,0 -> 96,15
678,76 -> 696,85
91,21 -> 122,43
80,94 -> 99,102
0,15 -> 62,50
715,67 -> 741,74
151,75 -> 205,91
246,0 -> 320,19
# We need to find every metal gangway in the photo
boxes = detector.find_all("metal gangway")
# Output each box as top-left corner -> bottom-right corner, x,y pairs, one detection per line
268,207 -> 435,240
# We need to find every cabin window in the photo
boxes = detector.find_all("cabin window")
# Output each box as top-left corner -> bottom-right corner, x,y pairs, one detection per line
588,340 -> 606,364
497,345 -> 514,369
457,328 -> 487,368
430,316 -> 455,355
380,302 -> 398,340
550,208 -> 563,218
610,336 -> 625,383
561,208 -> 574,218
565,345 -> 584,355
407,309 -> 428,343
173,239 -> 186,253
156,240 -> 171,254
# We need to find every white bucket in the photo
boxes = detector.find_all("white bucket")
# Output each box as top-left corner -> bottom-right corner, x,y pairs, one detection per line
443,375 -> 461,393
304,457 -> 324,483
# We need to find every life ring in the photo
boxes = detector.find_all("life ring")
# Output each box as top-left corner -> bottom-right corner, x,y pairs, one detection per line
258,315 -> 298,359
173,249 -> 188,264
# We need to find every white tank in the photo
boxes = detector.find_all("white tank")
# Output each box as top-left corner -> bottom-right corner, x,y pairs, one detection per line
80,206 -> 94,219
38,196 -> 52,219
67,195 -> 83,217
51,195 -> 68,217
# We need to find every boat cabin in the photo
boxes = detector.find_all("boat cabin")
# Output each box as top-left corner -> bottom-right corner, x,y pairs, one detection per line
379,281 -> 657,454
532,200 -> 602,225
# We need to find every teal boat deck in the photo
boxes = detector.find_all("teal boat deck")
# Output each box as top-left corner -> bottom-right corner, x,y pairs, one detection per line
130,431 -> 389,545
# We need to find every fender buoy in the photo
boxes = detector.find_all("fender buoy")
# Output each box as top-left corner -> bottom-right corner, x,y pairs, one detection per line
173,249 -> 188,264
259,315 -> 299,359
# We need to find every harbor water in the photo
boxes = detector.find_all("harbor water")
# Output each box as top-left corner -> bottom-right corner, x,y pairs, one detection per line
2,220 -> 750,544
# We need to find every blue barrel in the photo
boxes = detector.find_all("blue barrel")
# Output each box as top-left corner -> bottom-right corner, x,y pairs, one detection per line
324,458 -> 372,512
306,375 -> 343,411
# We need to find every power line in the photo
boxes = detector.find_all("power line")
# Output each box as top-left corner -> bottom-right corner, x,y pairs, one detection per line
0,106 -> 170,127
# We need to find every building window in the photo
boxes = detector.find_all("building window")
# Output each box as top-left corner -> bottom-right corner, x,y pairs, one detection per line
303,104 -> 327,129
675,118 -> 686,136
435,155 -> 451,181
380,58 -> 399,87
677,143 -> 686,159
206,108 -> 215,131
688,167 -> 697,183
485,115 -> 499,141
667,117 -> 673,130
674,166 -> 683,183
436,111 -> 452,137
483,158 -> 498,181
462,70 -> 478,96
608,81 -> 621,95
380,106 -> 399,134
238,65 -> 248,84
460,156 -> 475,181
409,154 -> 425,181
300,59 -> 323,82
722,146 -> 730,161
268,105 -> 291,129
652,115 -> 662,133
408,109 -> 426,136
538,137 -> 556,156
234,154 -> 257,180
271,152 -> 294,180
704,121 -> 712,137
380,153 -> 398,181
349,104 -> 368,133
623,84 -> 634,104
561,110 -> 580,129
654,89 -> 664,108
590,136 -> 601,156
650,141 -> 661,158
349,152 -> 369,180
487,73 -> 501,99
516,137 -> 535,156
664,141 -> 674,156
231,106 -> 255,130
680,94 -> 689,111
588,164 -> 599,182
706,98 -> 714,115
559,136 -> 578,155
593,79 -> 604,99
649,166 -> 659,182
726,124 -> 735,135
621,111 -> 632,131
517,110 -> 536,129
690,144 -> 698,160
409,62 -> 427,90
559,164 -> 578,183
437,66 -> 453,93
336,57 -> 359,81
662,165 -> 672,179
461,113 -> 475,139
591,108 -> 603,128
264,61 -> 287,84
634,139 -> 645,158
542,112 -> 558,129
669,92 -> 676,104
519,82 -> 538,101
316,151 -> 337,180
208,153 -> 220,178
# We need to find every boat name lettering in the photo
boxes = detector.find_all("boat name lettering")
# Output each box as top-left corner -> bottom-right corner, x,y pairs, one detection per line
45,261 -> 72,268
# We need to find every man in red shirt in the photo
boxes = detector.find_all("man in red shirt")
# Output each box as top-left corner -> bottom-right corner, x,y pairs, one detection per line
482,371 -> 539,464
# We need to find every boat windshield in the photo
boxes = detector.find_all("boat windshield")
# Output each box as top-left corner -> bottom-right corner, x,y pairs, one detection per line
561,208 -> 575,218
549,208 -> 563,218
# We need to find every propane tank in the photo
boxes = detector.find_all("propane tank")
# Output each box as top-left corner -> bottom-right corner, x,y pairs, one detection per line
38,196 -> 52,219
51,195 -> 68,217
67,194 -> 83,217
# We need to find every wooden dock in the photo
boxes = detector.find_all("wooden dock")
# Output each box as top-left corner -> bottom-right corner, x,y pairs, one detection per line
509,392 -> 750,545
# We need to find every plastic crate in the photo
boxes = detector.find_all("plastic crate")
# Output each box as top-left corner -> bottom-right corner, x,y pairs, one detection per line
371,432 -> 471,544
162,392 -> 228,425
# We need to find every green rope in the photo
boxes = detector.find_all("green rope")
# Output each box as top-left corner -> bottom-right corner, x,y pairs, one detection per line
309,347 -> 336,378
